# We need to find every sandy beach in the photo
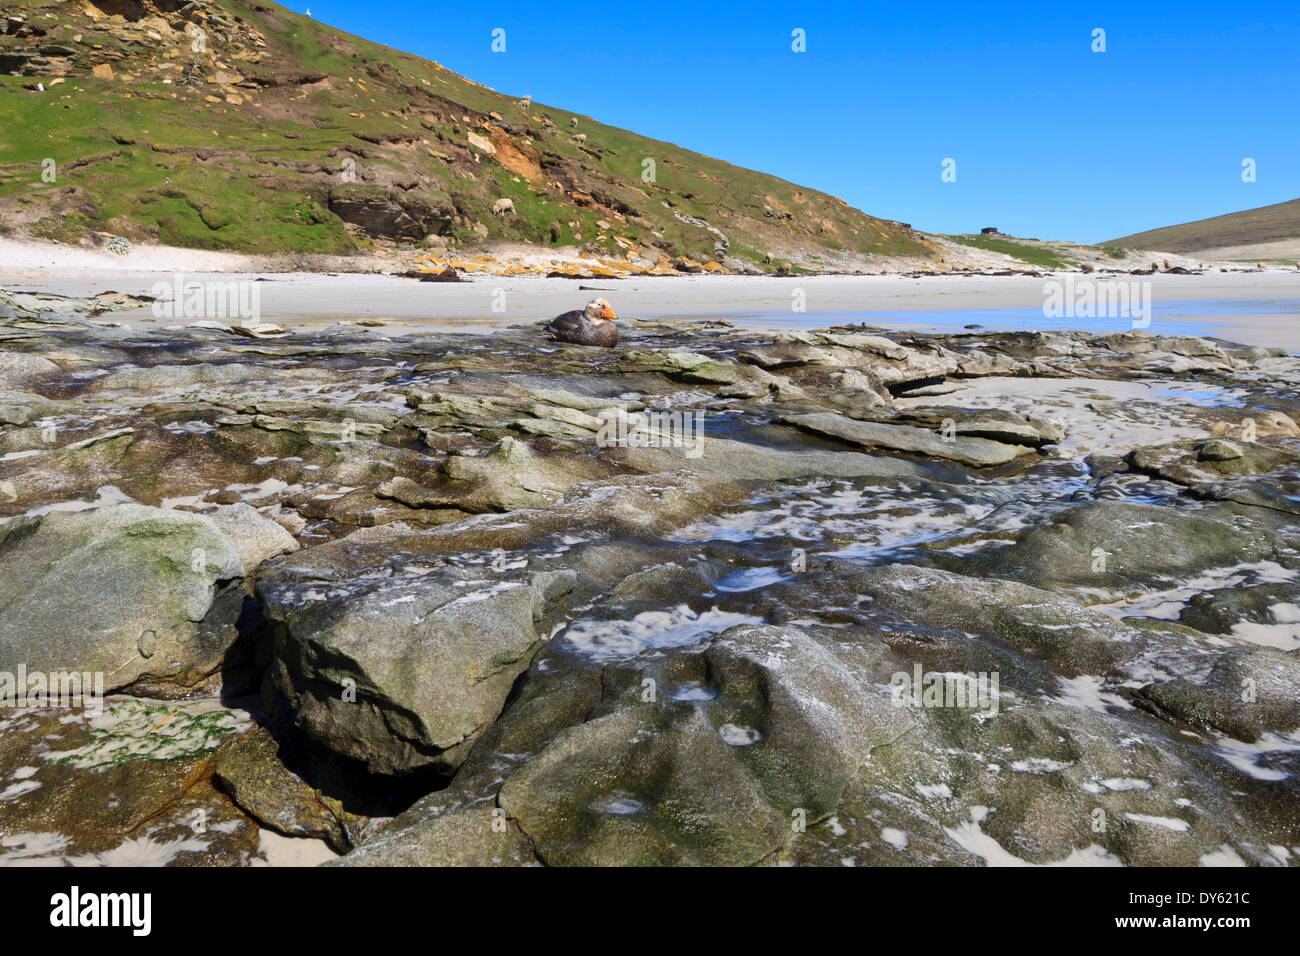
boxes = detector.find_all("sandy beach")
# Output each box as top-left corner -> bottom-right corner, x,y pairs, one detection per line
5,257 -> 1300,350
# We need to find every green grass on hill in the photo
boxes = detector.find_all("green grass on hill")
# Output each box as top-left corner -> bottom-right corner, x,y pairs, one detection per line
1107,197 -> 1300,254
0,0 -> 933,267
946,235 -> 1076,269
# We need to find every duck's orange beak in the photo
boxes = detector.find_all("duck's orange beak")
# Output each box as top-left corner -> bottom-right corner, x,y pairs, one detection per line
601,304 -> 618,320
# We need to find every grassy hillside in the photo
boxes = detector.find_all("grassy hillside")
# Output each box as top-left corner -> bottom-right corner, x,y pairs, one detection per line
0,0 -> 934,270
1107,197 -> 1300,254
944,234 -> 1077,269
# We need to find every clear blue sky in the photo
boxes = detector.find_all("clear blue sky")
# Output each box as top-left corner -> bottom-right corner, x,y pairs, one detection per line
295,0 -> 1298,243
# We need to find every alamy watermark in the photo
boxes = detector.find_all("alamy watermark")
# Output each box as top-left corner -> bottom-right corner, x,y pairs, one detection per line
595,408 -> 705,458
151,274 -> 262,326
1,666 -> 105,715
50,886 -> 150,936
1043,276 -> 1150,328
890,664 -> 1000,717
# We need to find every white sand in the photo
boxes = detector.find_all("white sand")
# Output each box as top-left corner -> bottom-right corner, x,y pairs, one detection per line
0,237 -> 274,274
4,241 -> 1299,349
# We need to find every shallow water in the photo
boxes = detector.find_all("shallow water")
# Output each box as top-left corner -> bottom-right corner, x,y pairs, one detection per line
544,339 -> 1294,666
556,466 -> 1128,662
673,466 -> 1110,566
651,297 -> 1300,350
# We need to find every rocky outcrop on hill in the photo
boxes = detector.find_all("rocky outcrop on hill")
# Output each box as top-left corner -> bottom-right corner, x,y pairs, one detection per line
0,0 -> 936,272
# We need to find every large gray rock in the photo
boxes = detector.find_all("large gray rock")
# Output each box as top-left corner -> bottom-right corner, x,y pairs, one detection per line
603,434 -> 934,480
0,504 -> 253,695
0,350 -> 59,388
768,330 -> 961,386
213,728 -> 353,850
499,705 -> 790,866
204,503 -> 300,573
0,389 -> 62,426
783,411 -> 1031,466
90,362 -> 335,393
1137,647 -> 1300,742
377,436 -> 614,513
1190,478 -> 1300,516
765,563 -> 1150,675
619,349 -> 778,389
262,565 -> 576,775
329,799 -> 538,866
339,623 -> 913,866
948,499 -> 1289,591
335,608 -> 1299,867
883,406 -> 1063,446
1128,440 -> 1300,486
1177,577 -> 1300,640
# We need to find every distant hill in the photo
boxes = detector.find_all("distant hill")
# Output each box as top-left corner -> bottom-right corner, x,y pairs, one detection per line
0,0 -> 933,271
1107,197 -> 1300,259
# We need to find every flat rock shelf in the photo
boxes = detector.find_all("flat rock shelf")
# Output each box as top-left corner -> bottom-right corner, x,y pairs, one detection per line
2,290 -> 1299,867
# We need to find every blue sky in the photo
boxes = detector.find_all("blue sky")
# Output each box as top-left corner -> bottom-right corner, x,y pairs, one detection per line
294,1 -> 1298,243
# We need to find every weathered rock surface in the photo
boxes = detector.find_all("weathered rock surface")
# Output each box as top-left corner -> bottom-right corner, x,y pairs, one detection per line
944,499 -> 1292,592
602,433 -> 935,480
0,698 -> 268,866
881,406 -> 1063,447
0,350 -> 59,388
338,611 -> 1298,867
0,504 -> 261,695
340,624 -> 914,866
1129,439 -> 1300,486
205,503 -> 301,573
4,298 -> 1300,867
213,728 -> 354,850
377,436 -> 615,513
784,411 -> 1032,466
1137,648 -> 1300,742
0,389 -> 61,426
262,566 -> 575,775
619,349 -> 794,395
